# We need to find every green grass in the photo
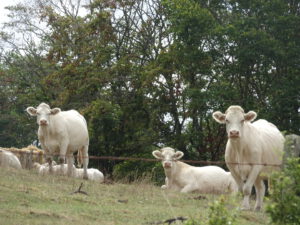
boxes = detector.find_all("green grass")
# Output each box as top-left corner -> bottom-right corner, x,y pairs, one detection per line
0,168 -> 270,225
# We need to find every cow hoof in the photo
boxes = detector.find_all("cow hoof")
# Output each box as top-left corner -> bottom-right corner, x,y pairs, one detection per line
83,175 -> 88,180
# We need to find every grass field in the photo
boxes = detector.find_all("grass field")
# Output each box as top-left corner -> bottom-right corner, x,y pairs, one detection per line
0,167 -> 271,225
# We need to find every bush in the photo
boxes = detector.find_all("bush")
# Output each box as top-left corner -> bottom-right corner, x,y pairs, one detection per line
207,196 -> 238,225
112,158 -> 165,184
184,196 -> 238,225
266,158 -> 300,225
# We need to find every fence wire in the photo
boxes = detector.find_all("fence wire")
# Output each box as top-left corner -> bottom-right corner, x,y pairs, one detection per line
4,149 -> 282,168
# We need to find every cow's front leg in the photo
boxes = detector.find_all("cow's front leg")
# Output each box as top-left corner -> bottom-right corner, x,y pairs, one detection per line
59,142 -> 68,176
43,149 -> 53,174
161,177 -> 169,189
254,178 -> 265,211
180,184 -> 196,193
242,165 -> 263,210
226,163 -> 243,192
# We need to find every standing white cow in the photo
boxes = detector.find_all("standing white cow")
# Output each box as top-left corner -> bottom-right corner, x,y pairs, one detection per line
213,105 -> 284,210
26,103 -> 89,179
152,147 -> 238,194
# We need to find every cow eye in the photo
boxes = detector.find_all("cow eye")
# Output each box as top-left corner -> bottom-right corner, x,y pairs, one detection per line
225,119 -> 230,123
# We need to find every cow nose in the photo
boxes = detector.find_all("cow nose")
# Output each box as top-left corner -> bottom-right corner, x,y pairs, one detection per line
40,120 -> 48,125
229,130 -> 239,137
164,162 -> 171,168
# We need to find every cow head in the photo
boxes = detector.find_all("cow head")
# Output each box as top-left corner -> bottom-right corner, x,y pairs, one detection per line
26,103 -> 61,126
152,147 -> 184,169
212,105 -> 257,139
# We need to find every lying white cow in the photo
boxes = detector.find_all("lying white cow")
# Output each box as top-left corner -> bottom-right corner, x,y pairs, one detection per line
33,162 -> 104,182
26,103 -> 89,179
33,162 -> 65,176
0,149 -> 22,169
213,105 -> 284,210
152,147 -> 238,194
74,168 -> 104,182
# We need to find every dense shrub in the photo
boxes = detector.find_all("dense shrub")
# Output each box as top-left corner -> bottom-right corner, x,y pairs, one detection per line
266,158 -> 300,225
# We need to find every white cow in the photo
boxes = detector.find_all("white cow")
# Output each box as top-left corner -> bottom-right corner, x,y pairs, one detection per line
26,103 -> 89,179
213,105 -> 284,210
33,162 -> 69,176
0,149 -> 22,169
152,147 -> 238,194
74,168 -> 104,182
33,162 -> 104,182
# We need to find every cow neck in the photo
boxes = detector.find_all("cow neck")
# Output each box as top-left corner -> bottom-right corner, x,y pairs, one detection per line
229,122 -> 251,154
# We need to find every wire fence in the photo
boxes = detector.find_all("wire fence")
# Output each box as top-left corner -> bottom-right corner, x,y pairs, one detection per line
1,148 -> 283,169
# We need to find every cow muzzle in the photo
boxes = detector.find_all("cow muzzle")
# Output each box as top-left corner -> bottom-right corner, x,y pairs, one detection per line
163,162 -> 172,168
39,119 -> 48,126
229,130 -> 240,139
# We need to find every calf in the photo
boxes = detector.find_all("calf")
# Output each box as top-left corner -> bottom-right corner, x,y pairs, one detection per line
213,105 -> 284,210
34,162 -> 104,182
152,147 -> 238,194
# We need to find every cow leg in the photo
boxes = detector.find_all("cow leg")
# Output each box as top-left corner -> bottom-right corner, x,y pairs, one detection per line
242,165 -> 263,210
180,184 -> 196,193
58,142 -> 68,175
161,177 -> 169,189
43,150 -> 53,174
66,154 -> 74,177
82,145 -> 89,179
47,157 -> 53,174
226,164 -> 243,192
254,178 -> 265,211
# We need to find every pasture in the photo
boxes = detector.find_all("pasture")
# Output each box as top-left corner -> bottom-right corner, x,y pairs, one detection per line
0,167 -> 269,225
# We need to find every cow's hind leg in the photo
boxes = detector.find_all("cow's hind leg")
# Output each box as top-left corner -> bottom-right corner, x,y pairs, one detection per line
66,154 -> 74,177
82,145 -> 89,180
254,178 -> 265,211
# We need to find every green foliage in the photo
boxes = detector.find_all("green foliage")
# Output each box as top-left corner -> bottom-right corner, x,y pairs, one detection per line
0,0 -> 299,177
184,195 -> 238,225
266,158 -> 300,225
112,159 -> 165,184
207,196 -> 238,225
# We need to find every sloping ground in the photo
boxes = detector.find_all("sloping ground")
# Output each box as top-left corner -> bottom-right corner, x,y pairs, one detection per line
0,168 -> 269,225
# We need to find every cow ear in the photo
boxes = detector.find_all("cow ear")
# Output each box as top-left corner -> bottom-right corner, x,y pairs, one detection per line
244,111 -> 257,122
174,151 -> 184,160
26,107 -> 37,116
212,111 -> 226,124
152,150 -> 163,159
51,108 -> 61,115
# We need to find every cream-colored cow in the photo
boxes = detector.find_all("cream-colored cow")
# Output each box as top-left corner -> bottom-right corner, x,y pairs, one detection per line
27,103 -> 89,179
213,105 -> 284,210
0,149 -> 22,169
152,147 -> 238,194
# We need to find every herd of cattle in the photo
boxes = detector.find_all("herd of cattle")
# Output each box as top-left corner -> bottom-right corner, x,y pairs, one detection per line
1,102 -> 299,211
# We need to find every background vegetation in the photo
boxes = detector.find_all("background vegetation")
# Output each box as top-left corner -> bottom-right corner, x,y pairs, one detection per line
0,0 -> 299,175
